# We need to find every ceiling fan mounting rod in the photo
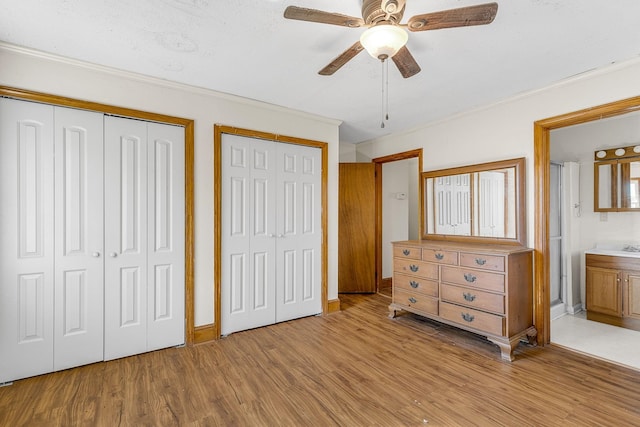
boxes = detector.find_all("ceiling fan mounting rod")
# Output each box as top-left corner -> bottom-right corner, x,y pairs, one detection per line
362,0 -> 405,25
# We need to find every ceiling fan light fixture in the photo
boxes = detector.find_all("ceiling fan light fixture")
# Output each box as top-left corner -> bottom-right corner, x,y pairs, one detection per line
359,24 -> 408,60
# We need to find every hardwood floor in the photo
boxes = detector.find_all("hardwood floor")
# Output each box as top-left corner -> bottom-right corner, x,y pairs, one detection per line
1,293 -> 640,426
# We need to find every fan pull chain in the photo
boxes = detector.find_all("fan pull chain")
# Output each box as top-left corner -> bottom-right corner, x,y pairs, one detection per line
385,58 -> 390,122
380,59 -> 385,128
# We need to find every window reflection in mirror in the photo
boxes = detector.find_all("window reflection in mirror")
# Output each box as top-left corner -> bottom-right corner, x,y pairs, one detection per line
423,157 -> 525,246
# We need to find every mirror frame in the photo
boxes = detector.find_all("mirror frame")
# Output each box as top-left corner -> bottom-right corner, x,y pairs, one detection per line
421,157 -> 526,246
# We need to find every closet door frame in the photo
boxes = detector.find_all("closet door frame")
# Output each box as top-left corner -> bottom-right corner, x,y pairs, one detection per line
214,125 -> 329,340
0,86 -> 196,345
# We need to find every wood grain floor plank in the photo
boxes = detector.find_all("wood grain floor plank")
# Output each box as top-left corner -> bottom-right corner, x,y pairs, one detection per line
1,293 -> 640,426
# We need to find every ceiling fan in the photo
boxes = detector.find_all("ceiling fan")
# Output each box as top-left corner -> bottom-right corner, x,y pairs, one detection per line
284,0 -> 498,78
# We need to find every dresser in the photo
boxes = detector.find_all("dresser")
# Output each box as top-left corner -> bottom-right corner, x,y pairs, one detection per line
390,240 -> 536,361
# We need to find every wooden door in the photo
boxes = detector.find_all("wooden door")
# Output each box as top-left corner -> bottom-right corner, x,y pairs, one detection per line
338,163 -> 376,293
53,106 -> 105,371
275,142 -> 322,322
0,98 -> 55,383
625,271 -> 640,319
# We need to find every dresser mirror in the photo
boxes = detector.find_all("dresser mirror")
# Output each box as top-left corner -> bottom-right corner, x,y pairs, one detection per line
422,157 -> 526,245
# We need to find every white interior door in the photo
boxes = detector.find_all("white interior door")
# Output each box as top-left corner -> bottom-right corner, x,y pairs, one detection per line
53,106 -> 105,371
146,122 -> 185,351
477,171 -> 506,238
104,116 -> 149,360
434,174 -> 471,235
221,135 -> 322,335
275,143 -> 322,322
221,135 -> 277,335
0,98 -> 55,383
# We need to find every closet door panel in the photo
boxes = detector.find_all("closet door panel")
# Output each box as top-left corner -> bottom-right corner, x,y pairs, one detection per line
275,144 -> 322,322
221,135 -> 276,335
0,98 -> 55,383
104,116 -> 148,361
53,107 -> 105,370
146,122 -> 185,350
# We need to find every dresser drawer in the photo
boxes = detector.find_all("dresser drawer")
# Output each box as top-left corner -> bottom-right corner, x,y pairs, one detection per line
394,259 -> 438,280
439,302 -> 504,336
422,248 -> 458,265
393,288 -> 438,315
394,273 -> 438,297
441,284 -> 505,314
441,266 -> 505,293
393,245 -> 422,260
460,252 -> 505,272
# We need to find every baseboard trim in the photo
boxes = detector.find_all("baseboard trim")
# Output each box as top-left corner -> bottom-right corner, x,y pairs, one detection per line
328,298 -> 341,313
194,323 -> 216,344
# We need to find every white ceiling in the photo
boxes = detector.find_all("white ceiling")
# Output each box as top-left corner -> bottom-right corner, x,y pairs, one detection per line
1,0 -> 639,143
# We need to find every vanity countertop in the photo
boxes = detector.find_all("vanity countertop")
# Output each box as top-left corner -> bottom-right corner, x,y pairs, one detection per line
585,243 -> 640,259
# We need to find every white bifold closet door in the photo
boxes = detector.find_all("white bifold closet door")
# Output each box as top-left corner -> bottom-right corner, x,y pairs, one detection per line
0,99 -> 185,383
104,116 -> 185,361
221,134 -> 322,336
0,99 -> 105,381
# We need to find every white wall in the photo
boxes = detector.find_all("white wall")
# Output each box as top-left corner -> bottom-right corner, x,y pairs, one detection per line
0,43 -> 341,327
356,56 -> 640,249
339,142 -> 357,162
382,161 -> 410,278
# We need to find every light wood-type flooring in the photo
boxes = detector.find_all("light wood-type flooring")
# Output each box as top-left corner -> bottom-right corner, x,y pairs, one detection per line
1,293 -> 639,426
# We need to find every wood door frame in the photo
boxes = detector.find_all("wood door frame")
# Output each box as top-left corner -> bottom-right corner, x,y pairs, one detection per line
213,125 -> 329,340
0,85 -> 196,344
533,95 -> 640,345
372,149 -> 423,292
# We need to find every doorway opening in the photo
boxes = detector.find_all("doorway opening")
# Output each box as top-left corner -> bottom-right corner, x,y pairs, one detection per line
372,149 -> 423,297
534,95 -> 640,369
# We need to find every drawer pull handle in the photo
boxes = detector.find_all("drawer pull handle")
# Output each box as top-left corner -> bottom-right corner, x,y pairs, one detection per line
461,313 -> 475,322
475,258 -> 487,265
463,292 -> 476,302
409,297 -> 417,304
409,265 -> 419,272
403,249 -> 410,256
410,281 -> 419,288
435,253 -> 444,260
464,273 -> 477,283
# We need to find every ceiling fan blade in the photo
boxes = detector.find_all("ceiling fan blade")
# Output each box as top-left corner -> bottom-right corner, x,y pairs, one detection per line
407,2 -> 498,32
391,46 -> 421,78
284,6 -> 365,28
318,41 -> 365,76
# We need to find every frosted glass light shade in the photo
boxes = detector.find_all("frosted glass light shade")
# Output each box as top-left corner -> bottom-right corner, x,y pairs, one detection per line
360,24 -> 408,59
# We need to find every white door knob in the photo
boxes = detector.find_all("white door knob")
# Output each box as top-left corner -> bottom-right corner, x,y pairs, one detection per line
110,252 -> 118,258
92,252 -> 101,257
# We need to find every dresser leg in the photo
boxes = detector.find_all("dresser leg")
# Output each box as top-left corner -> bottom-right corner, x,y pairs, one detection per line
388,305 -> 399,319
525,326 -> 538,346
488,338 -> 516,362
